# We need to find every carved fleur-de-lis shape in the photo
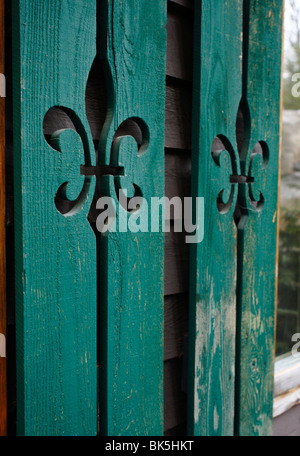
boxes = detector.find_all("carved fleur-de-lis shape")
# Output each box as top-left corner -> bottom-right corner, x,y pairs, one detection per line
211,101 -> 269,218
43,77 -> 147,220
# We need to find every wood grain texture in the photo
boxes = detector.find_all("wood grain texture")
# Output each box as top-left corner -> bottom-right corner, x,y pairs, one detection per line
168,0 -> 193,9
273,355 -> 300,418
167,10 -> 193,81
98,0 -> 167,436
273,387 -> 300,418
235,0 -> 284,436
0,0 -> 6,437
165,150 -> 191,206
165,83 -> 192,150
43,82 -> 192,152
274,355 -> 300,398
165,229 -> 189,296
12,0 -> 97,435
164,357 -> 187,433
188,0 -> 243,436
164,293 -> 189,361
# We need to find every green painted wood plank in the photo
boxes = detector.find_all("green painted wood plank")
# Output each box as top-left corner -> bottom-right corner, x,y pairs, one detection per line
0,0 -> 6,436
235,0 -> 284,436
12,0 -> 97,436
97,0 -> 167,436
188,0 -> 243,436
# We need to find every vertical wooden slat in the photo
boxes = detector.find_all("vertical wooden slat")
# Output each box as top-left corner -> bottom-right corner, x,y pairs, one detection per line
189,0 -> 283,437
188,0 -> 243,436
235,0 -> 284,436
12,0 -> 97,435
98,0 -> 167,436
0,0 -> 6,437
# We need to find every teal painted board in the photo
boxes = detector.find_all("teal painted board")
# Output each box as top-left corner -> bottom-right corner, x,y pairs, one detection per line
188,0 -> 243,436
235,0 -> 283,436
97,0 -> 167,436
12,0 -> 97,435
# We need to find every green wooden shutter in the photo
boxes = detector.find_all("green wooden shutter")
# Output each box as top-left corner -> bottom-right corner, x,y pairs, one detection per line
188,0 -> 283,436
235,0 -> 283,436
12,0 -> 283,437
188,0 -> 243,436
97,0 -> 167,436
13,0 -> 98,436
12,0 -> 166,436
0,0 -> 6,437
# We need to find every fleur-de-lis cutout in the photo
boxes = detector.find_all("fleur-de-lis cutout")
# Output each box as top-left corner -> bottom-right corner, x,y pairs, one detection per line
43,107 -> 95,216
211,135 -> 240,214
110,117 -> 149,207
211,102 -> 269,217
248,140 -> 269,209
43,106 -> 147,218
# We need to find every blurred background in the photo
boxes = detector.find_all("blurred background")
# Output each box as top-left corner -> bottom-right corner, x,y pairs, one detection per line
276,0 -> 300,357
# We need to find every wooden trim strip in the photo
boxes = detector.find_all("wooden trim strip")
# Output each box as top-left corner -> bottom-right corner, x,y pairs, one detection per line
235,0 -> 284,436
188,0 -> 243,436
98,0 -> 167,436
274,355 -> 300,418
0,0 -> 6,438
12,0 -> 97,435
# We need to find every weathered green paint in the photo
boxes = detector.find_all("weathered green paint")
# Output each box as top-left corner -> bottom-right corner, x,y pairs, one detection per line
13,0 -> 97,436
235,0 -> 283,436
188,0 -> 243,436
12,0 -> 282,437
98,0 -> 167,436
13,0 -> 166,437
188,0 -> 283,437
